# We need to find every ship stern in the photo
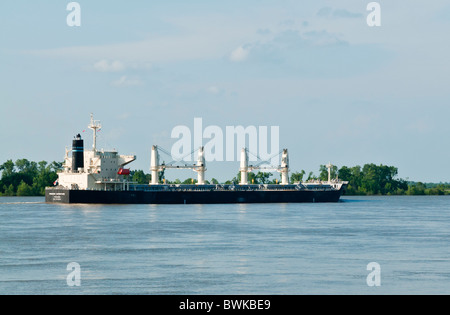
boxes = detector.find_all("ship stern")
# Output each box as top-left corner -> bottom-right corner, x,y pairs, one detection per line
45,188 -> 71,203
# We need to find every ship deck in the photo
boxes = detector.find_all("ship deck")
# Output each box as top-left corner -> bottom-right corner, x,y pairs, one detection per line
108,183 -> 341,192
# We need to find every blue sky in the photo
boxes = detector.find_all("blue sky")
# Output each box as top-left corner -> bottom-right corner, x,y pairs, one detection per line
1,1 -> 450,182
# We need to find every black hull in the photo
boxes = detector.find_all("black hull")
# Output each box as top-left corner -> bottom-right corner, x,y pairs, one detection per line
45,188 -> 345,204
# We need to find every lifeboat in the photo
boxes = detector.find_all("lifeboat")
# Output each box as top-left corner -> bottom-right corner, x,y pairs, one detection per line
117,168 -> 131,175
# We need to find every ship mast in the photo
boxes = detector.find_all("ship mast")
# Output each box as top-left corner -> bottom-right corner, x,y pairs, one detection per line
88,113 -> 102,152
326,162 -> 334,183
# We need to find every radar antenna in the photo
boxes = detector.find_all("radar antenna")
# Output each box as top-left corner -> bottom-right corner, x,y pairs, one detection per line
88,113 -> 102,152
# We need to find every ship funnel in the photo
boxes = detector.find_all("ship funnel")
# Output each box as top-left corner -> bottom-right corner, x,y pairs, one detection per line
72,134 -> 84,173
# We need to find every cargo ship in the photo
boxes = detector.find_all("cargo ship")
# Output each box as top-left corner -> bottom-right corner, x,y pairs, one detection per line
45,115 -> 348,204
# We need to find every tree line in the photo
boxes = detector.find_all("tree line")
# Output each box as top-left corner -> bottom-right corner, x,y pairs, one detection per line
0,159 -> 62,196
131,163 -> 450,196
335,164 -> 449,195
1,159 -> 449,196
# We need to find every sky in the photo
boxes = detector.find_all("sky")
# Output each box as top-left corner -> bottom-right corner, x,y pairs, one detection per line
1,0 -> 450,183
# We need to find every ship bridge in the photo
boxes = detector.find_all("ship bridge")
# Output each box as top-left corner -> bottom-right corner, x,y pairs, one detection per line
56,114 -> 136,191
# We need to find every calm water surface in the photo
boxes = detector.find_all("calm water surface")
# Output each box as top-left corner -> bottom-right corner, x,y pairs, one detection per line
0,196 -> 449,294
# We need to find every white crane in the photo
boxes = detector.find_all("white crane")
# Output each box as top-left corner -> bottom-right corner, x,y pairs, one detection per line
239,148 -> 290,185
150,145 -> 206,185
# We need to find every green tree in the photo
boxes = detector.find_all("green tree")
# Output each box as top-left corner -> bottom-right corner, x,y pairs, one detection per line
306,171 -> 317,181
290,170 -> 306,183
182,178 -> 197,185
248,172 -> 257,184
426,185 -> 445,195
256,172 -> 272,184
17,181 -> 33,196
32,161 -> 59,195
1,158 -> 64,196
337,164 -> 408,195
407,182 -> 426,195
337,166 -> 352,182
49,161 -> 63,173
3,184 -> 15,196
269,174 -> 281,184
319,165 -> 338,181
132,170 -> 151,184
231,171 -> 258,184
15,159 -> 38,177
0,160 -> 15,177
158,168 -> 165,184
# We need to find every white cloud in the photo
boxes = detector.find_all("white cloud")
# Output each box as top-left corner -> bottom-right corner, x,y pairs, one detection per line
29,33 -> 247,64
111,76 -> 143,87
316,7 -> 363,19
207,86 -> 220,94
229,46 -> 250,62
93,60 -> 126,72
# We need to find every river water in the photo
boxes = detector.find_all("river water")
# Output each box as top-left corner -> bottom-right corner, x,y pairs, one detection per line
0,196 -> 449,295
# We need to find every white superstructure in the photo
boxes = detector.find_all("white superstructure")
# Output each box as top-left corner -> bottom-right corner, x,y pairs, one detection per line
56,115 -> 136,191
